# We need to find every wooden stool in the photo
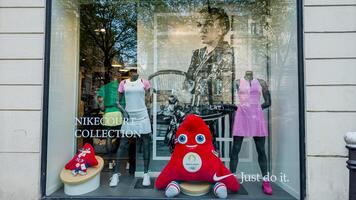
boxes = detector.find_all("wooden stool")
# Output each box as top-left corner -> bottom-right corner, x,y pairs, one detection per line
60,156 -> 104,195
180,182 -> 211,196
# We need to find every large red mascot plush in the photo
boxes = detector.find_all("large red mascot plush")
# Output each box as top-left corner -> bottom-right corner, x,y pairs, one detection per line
65,143 -> 98,176
155,114 -> 240,198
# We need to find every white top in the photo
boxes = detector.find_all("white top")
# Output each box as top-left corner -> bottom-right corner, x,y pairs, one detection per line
119,78 -> 151,112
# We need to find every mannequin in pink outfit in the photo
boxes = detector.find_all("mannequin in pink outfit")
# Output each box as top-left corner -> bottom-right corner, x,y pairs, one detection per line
230,70 -> 273,195
238,71 -> 270,109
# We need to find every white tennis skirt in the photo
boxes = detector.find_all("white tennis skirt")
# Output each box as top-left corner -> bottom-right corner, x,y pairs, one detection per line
121,109 -> 152,135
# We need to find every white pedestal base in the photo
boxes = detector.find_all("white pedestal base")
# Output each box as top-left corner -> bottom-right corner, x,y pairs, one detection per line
64,173 -> 100,196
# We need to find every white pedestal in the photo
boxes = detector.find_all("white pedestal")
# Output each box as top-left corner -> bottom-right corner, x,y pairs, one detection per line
64,173 -> 100,195
60,156 -> 104,196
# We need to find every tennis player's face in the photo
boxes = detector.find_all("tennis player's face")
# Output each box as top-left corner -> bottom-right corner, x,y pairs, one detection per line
197,15 -> 222,46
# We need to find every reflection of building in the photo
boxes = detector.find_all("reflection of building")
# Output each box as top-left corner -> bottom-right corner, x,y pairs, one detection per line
0,1 -> 354,200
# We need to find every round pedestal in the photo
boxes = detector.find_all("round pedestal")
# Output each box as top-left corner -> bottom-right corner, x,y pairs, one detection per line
180,182 -> 211,196
64,173 -> 100,195
60,156 -> 104,196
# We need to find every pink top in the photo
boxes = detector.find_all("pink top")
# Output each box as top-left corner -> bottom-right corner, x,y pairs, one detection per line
119,79 -> 150,93
232,78 -> 268,137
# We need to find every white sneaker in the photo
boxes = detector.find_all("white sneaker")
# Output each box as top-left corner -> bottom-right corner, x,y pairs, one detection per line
78,170 -> 87,176
142,173 -> 151,186
214,182 -> 227,199
71,170 -> 78,176
165,181 -> 180,198
109,173 -> 120,187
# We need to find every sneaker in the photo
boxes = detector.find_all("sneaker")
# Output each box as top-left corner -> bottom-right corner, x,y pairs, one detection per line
214,182 -> 227,199
142,173 -> 151,186
78,170 -> 87,176
71,170 -> 78,176
109,173 -> 120,187
262,180 -> 273,195
165,181 -> 180,198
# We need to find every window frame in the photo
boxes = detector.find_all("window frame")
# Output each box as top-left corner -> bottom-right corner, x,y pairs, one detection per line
40,0 -> 306,199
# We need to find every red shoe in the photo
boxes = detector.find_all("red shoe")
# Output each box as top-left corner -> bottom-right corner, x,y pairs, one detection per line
262,181 -> 273,195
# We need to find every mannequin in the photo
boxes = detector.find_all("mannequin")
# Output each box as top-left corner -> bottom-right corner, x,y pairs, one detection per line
109,71 -> 152,187
97,71 -> 126,154
229,70 -> 273,195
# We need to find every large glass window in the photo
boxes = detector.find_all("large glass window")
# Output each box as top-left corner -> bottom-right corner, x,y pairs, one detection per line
45,1 -> 301,199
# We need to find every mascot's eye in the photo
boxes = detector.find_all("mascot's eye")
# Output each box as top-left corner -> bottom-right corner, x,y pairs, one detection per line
195,134 -> 206,144
178,134 -> 187,144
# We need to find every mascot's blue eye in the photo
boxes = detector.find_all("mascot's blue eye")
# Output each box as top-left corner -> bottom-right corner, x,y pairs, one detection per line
178,134 -> 187,144
195,134 -> 206,144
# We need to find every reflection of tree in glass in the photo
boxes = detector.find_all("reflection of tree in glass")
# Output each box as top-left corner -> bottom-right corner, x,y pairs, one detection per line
138,0 -> 296,85
80,1 -> 137,81
137,0 -> 295,68
232,0 -> 296,85
137,1 -> 207,62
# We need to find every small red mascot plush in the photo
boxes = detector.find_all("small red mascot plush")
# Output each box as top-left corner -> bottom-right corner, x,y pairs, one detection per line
65,143 -> 98,176
155,114 -> 240,198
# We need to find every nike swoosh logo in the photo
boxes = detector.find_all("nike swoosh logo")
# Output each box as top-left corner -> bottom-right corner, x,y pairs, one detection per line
213,173 -> 234,182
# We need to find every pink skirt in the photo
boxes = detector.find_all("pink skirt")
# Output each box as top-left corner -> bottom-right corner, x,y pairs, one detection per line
232,105 -> 268,137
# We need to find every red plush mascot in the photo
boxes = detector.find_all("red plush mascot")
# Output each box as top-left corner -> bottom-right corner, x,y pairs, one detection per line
65,143 -> 98,176
155,114 -> 240,198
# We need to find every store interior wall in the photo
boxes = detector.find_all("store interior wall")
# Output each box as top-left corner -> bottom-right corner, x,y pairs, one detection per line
269,0 -> 300,198
46,0 -> 80,195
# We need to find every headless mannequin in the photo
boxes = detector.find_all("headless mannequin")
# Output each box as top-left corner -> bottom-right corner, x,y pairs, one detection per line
112,72 -> 151,178
237,71 -> 271,109
230,71 -> 271,178
99,74 -> 126,153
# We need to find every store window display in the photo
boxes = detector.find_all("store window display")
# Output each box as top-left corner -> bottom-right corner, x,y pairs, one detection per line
46,0 -> 302,199
230,70 -> 272,195
109,72 -> 152,187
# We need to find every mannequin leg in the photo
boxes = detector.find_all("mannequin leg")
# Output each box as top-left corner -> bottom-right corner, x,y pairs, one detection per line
141,134 -> 151,173
105,125 -> 116,153
128,138 -> 136,174
137,137 -> 143,153
253,137 -> 268,177
106,135 -> 113,153
105,125 -> 121,153
113,136 -> 129,174
229,136 -> 244,173
109,135 -> 129,187
254,137 -> 273,195
105,125 -> 121,172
